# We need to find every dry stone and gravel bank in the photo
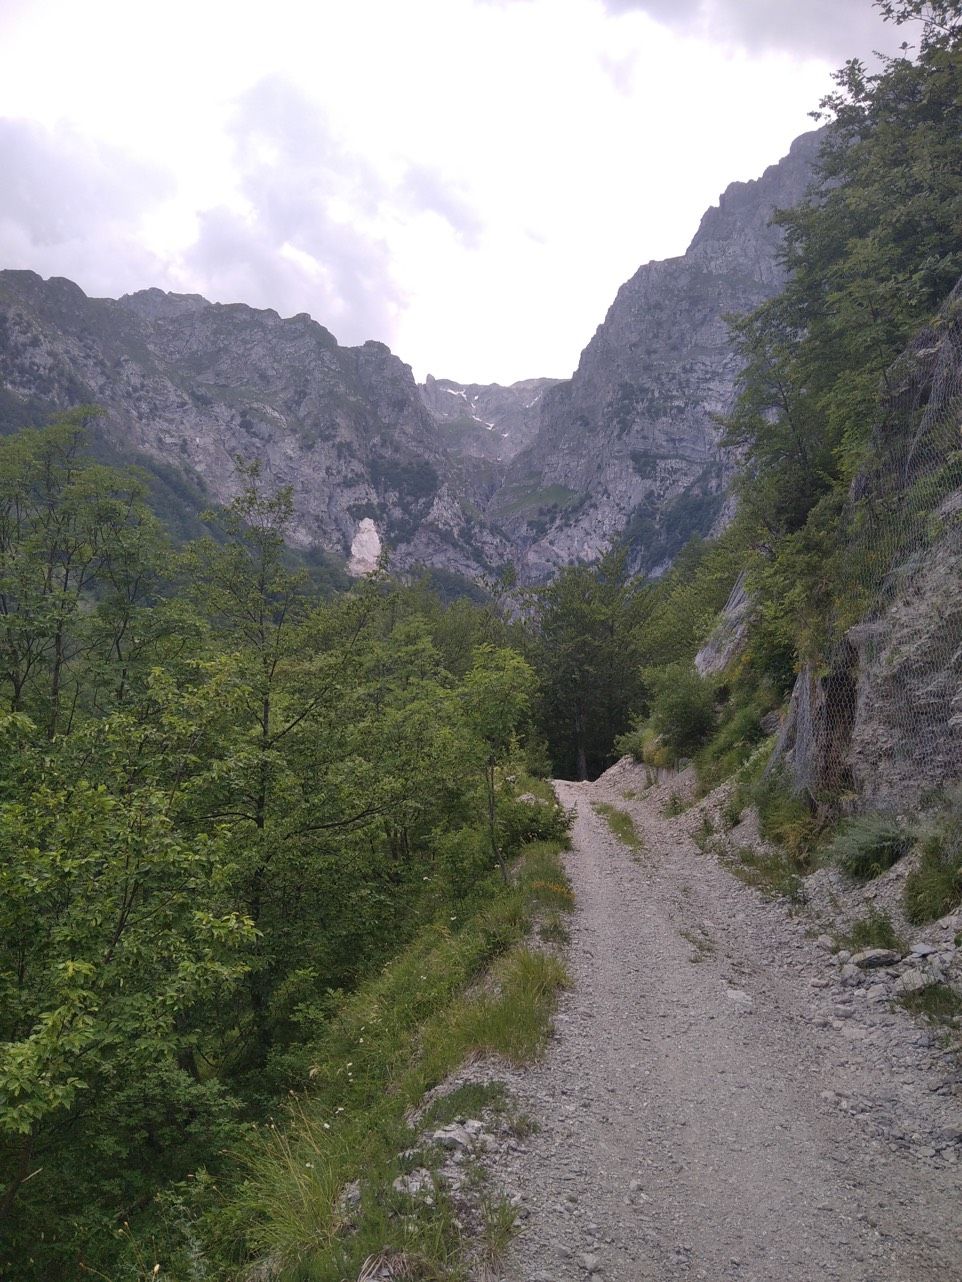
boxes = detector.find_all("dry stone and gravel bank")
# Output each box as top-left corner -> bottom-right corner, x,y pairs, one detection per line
473,761 -> 962,1282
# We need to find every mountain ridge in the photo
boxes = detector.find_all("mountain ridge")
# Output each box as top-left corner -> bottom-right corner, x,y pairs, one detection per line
0,129 -> 823,581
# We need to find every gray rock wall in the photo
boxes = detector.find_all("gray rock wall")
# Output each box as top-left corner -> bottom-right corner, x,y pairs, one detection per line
772,281 -> 962,813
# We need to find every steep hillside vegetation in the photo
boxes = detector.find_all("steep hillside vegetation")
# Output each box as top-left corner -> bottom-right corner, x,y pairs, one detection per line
603,0 -> 962,902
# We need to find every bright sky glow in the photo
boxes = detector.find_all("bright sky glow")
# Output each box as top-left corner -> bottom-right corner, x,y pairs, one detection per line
0,0 -> 902,383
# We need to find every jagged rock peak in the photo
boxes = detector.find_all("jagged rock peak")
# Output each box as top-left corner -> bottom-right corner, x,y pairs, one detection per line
419,374 -> 562,463
496,129 -> 825,582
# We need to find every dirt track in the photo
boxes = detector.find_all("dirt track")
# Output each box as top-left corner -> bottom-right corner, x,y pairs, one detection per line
491,769 -> 962,1282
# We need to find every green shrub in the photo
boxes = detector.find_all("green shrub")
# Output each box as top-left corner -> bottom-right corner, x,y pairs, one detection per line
498,793 -> 571,856
904,788 -> 962,924
752,771 -> 819,862
840,909 -> 905,953
648,665 -> 716,758
613,717 -> 674,768
613,716 -> 648,763
827,814 -> 913,882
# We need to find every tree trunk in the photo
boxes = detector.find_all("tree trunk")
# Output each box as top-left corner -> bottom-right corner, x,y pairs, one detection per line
486,758 -> 506,881
574,702 -> 588,781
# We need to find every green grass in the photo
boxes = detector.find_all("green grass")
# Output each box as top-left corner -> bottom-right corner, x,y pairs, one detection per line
837,909 -> 906,954
720,791 -> 744,829
826,814 -> 913,882
196,839 -> 574,1281
725,845 -> 805,903
753,770 -> 820,862
694,689 -> 776,795
664,791 -> 687,818
422,1083 -> 508,1130
899,982 -> 962,1026
514,773 -> 557,806
592,802 -> 643,851
692,813 -> 715,852
495,483 -> 582,518
905,831 -> 962,924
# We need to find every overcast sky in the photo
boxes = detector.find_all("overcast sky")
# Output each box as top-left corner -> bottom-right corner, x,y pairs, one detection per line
0,0 -> 903,383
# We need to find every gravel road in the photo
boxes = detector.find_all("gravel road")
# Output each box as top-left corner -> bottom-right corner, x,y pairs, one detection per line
486,769 -> 962,1282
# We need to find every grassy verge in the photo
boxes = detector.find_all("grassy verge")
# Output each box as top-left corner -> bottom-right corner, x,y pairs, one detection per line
836,909 -> 905,954
899,982 -> 962,1028
722,845 -> 805,903
179,839 -> 573,1281
592,801 -> 643,851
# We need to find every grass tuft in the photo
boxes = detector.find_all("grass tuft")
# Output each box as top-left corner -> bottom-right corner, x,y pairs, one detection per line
838,909 -> 905,953
422,1083 -> 507,1130
904,814 -> 962,924
725,845 -> 805,903
899,982 -> 962,1026
592,801 -> 643,851
826,814 -> 913,882
664,792 -> 688,818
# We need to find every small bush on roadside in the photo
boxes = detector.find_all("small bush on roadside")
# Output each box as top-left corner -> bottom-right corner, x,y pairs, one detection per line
648,664 -> 716,759
840,909 -> 905,953
827,814 -> 913,882
904,789 -> 962,924
664,791 -> 687,817
614,718 -> 673,769
498,793 -> 571,856
753,771 -> 819,862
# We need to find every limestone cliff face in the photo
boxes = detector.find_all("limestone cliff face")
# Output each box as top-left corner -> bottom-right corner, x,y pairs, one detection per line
772,279 -> 962,813
418,375 -> 560,463
0,271 -> 510,577
498,131 -> 823,580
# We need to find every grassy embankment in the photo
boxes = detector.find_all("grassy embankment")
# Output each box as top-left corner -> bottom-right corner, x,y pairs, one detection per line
171,821 -> 574,1281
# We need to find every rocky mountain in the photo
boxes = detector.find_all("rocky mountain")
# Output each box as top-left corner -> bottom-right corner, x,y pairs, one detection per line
418,375 -> 560,463
0,270 -> 511,578
0,131 -> 822,583
496,130 -> 822,579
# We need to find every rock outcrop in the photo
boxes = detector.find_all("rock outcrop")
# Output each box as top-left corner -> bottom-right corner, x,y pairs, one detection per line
772,278 -> 962,812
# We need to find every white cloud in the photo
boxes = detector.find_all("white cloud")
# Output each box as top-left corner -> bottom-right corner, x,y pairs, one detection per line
0,0 -> 870,382
597,0 -> 902,61
0,117 -> 173,294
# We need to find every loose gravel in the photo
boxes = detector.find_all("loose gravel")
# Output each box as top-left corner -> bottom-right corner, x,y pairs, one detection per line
479,767 -> 962,1282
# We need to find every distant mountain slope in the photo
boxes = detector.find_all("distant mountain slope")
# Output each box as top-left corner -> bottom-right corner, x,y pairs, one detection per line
0,131 -> 823,582
419,375 -> 561,462
0,271 -> 510,577
497,130 -> 822,579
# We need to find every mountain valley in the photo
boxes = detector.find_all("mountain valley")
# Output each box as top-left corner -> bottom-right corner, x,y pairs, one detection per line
0,132 -> 820,585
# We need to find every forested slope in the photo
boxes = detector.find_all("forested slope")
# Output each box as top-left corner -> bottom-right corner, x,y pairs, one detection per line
3,4 -> 962,1279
